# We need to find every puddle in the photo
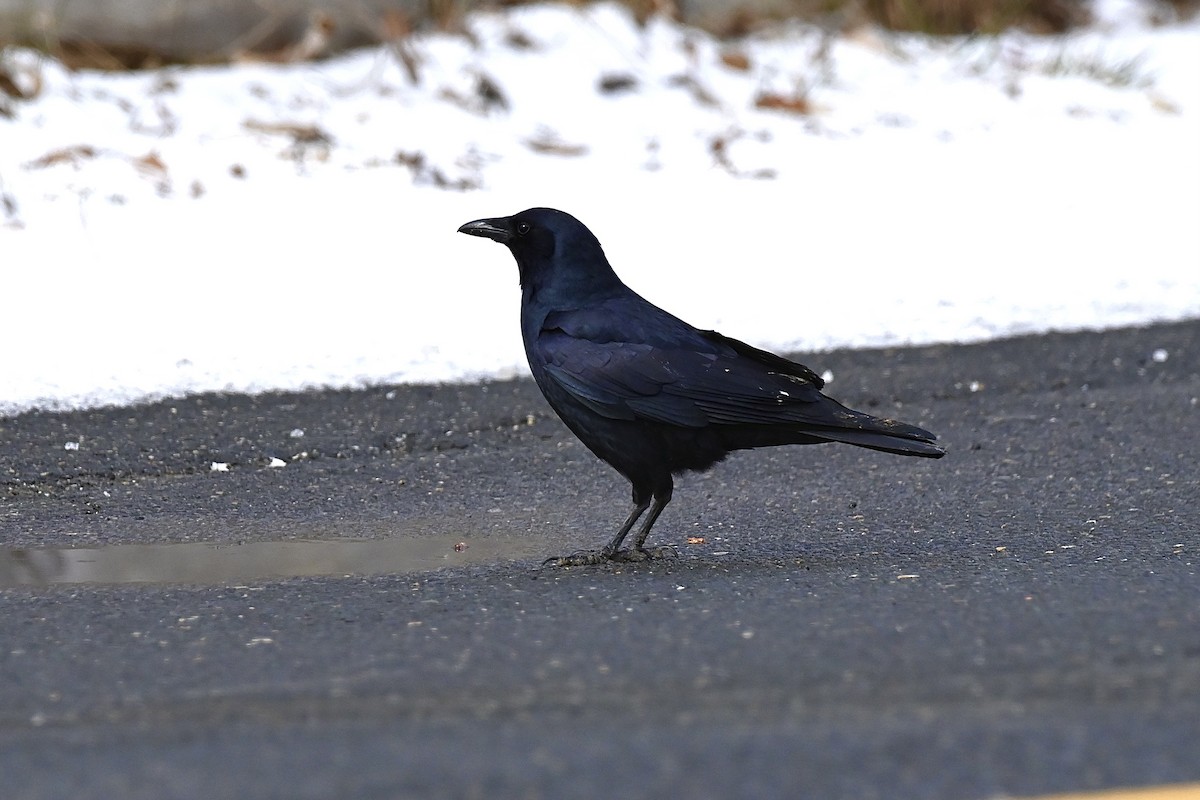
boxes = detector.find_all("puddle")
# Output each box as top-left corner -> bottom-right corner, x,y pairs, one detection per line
0,534 -> 555,588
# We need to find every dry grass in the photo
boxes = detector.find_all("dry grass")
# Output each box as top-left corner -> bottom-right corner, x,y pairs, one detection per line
1163,0 -> 1200,19
862,0 -> 1091,34
0,0 -> 1191,73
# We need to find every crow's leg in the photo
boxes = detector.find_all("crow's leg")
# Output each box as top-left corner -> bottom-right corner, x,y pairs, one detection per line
619,485 -> 673,560
602,495 -> 652,556
544,482 -> 674,567
543,495 -> 649,567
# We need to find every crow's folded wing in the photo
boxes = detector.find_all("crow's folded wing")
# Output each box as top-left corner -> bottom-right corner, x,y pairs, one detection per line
535,302 -> 941,451
536,327 -> 851,430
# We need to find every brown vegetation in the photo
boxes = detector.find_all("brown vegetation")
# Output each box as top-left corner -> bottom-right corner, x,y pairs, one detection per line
862,0 -> 1091,34
0,0 -> 1190,73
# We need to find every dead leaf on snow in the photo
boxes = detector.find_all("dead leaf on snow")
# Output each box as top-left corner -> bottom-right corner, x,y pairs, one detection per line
719,50 -> 751,71
134,151 -> 168,176
754,91 -> 812,115
598,73 -> 639,94
524,129 -> 588,157
667,73 -> 719,107
25,145 -> 98,169
243,120 -> 334,145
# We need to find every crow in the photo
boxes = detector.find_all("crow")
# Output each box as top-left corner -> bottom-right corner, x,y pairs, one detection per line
458,208 -> 944,566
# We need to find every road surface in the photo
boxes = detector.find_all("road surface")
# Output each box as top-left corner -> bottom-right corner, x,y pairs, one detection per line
2,320 -> 1198,799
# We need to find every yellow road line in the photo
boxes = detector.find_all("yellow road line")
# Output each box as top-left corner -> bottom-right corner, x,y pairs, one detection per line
1015,784 -> 1200,800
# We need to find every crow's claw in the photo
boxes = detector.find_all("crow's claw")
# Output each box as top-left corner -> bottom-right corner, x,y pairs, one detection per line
542,546 -> 676,567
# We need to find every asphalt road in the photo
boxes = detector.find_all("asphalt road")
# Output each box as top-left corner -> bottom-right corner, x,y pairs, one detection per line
2,320 -> 1198,799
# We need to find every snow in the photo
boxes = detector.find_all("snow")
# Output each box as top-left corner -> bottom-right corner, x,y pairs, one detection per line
2,0 -> 1198,416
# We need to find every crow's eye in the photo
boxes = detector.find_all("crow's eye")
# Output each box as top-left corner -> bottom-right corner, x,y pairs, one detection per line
516,222 -> 531,235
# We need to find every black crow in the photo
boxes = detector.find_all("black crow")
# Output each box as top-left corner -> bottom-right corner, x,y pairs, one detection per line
458,208 -> 944,566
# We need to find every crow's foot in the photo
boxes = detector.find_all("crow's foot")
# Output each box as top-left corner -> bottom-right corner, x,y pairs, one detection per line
612,545 -> 676,562
542,546 -> 676,567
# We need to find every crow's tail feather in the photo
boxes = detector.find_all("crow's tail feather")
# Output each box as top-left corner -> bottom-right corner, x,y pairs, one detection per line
808,427 -> 946,458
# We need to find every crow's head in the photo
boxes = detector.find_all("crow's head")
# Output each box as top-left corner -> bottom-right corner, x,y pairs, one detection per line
458,207 -> 583,254
458,208 -> 621,298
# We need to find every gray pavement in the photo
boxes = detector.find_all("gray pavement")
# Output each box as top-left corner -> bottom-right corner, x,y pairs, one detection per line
2,320 -> 1198,799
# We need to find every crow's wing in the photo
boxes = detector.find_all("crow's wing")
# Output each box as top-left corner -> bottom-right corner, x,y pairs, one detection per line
542,301 -> 824,385
537,306 -> 879,433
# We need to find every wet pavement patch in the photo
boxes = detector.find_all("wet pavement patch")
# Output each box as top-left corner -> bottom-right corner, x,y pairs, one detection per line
0,534 -> 552,588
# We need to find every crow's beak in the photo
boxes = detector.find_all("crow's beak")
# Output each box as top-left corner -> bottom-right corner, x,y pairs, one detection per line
458,217 -> 513,244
